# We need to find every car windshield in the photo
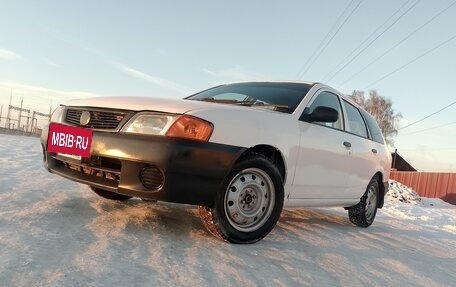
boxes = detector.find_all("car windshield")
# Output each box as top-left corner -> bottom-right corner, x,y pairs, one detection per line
186,82 -> 312,113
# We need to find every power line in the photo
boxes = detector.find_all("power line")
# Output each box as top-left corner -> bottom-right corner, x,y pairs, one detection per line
339,0 -> 456,86
321,0 -> 415,82
398,120 -> 456,136
295,0 -> 355,79
325,0 -> 421,83
364,33 -> 456,89
297,0 -> 363,79
398,101 -> 456,131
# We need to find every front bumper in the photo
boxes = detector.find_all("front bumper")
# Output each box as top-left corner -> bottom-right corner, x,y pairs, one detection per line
41,127 -> 245,206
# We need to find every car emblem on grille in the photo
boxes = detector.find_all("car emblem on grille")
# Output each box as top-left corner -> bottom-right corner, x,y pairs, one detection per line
80,111 -> 91,126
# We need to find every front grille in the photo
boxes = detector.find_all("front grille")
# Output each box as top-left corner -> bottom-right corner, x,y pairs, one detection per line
65,108 -> 129,130
140,166 -> 164,190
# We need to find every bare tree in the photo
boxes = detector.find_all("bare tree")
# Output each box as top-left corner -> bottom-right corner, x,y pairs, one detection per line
349,90 -> 402,145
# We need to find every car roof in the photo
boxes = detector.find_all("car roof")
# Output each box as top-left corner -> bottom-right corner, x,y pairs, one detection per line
222,80 -> 316,86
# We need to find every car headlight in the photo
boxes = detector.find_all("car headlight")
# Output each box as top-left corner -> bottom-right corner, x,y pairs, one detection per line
50,106 -> 65,123
166,115 -> 213,141
121,113 -> 178,135
122,113 -> 214,141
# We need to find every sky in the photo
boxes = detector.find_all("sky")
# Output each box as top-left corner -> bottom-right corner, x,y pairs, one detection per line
0,0 -> 455,171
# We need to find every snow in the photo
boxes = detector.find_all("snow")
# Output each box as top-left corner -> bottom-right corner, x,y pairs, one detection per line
387,180 -> 422,205
1,133 -> 455,286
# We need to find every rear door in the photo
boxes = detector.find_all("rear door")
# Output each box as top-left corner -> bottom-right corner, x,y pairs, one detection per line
340,99 -> 377,198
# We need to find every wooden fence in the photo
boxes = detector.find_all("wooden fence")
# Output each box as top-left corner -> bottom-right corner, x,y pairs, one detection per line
390,171 -> 456,205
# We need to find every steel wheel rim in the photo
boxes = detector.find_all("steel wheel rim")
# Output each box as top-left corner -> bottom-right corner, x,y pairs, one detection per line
224,168 -> 275,232
365,185 -> 377,222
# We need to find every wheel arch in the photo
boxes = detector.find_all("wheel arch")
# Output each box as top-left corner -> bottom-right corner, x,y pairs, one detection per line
373,171 -> 386,208
237,145 -> 287,183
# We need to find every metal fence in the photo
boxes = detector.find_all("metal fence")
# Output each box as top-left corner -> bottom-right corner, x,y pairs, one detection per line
390,171 -> 456,205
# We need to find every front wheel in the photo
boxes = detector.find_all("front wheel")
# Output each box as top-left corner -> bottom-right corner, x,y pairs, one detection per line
348,178 -> 379,227
199,153 -> 284,243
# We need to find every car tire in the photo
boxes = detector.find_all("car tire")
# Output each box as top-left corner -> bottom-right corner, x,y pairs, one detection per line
348,178 -> 379,227
198,153 -> 284,243
89,186 -> 132,201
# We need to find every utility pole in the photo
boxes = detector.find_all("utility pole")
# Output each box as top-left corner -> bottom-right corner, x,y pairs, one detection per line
392,148 -> 398,170
25,110 -> 30,132
9,106 -> 30,130
6,93 -> 12,128
18,98 -> 23,130
1,90 -> 52,134
32,118 -> 38,133
8,100 -> 30,131
31,111 -> 50,134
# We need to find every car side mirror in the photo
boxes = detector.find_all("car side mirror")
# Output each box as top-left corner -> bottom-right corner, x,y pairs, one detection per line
300,106 -> 339,123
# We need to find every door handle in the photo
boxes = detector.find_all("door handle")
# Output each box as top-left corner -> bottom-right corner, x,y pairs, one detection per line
372,149 -> 378,154
343,141 -> 351,148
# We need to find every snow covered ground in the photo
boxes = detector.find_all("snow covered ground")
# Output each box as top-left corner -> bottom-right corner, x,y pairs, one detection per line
0,134 -> 455,286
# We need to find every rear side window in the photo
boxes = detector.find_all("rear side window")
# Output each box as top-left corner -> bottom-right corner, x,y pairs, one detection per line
342,100 -> 368,138
361,110 -> 385,144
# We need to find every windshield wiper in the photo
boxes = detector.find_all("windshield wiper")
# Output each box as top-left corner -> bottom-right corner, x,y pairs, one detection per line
234,101 -> 290,110
197,98 -> 290,112
198,98 -> 238,104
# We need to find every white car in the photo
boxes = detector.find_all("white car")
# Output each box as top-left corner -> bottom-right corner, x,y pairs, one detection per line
41,81 -> 391,243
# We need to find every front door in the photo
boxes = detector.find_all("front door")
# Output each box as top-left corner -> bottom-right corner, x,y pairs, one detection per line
290,91 -> 352,199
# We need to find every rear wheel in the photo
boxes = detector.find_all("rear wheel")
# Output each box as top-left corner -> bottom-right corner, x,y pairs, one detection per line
89,186 -> 132,201
348,178 -> 379,227
199,153 -> 284,243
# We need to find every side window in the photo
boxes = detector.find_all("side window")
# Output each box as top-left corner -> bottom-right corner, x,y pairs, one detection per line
305,91 -> 343,130
342,100 -> 368,138
361,110 -> 385,144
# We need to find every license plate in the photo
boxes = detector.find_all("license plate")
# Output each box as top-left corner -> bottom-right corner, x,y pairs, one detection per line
47,123 -> 93,157
57,153 -> 82,161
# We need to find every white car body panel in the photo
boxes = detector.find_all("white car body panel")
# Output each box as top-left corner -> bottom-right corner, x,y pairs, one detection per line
291,122 -> 352,199
187,83 -> 390,208
62,82 -> 391,209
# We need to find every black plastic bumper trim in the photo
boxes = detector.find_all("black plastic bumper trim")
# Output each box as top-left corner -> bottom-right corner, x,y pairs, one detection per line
42,130 -> 245,206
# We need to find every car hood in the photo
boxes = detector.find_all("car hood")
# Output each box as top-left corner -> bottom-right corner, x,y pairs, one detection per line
64,96 -> 238,114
